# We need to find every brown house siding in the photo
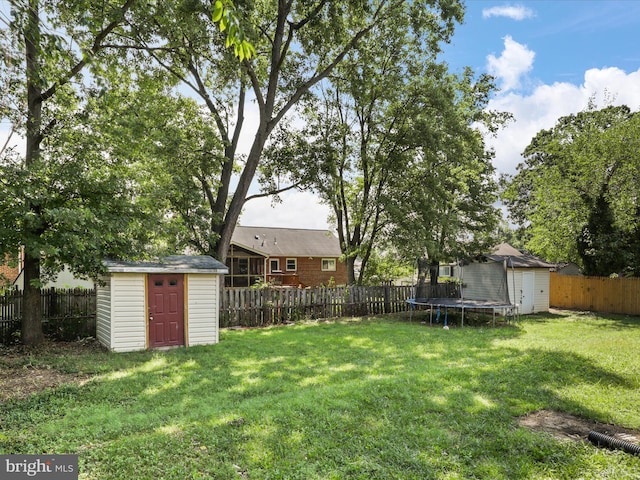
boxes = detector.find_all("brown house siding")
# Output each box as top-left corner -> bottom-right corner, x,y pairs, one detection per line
0,255 -> 20,287
267,256 -> 347,287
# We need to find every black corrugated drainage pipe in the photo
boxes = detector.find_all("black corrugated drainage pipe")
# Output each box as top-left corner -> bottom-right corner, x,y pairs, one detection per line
588,430 -> 640,455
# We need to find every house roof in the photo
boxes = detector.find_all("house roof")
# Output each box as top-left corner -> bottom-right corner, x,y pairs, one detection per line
104,255 -> 228,274
486,243 -> 555,269
231,226 -> 342,257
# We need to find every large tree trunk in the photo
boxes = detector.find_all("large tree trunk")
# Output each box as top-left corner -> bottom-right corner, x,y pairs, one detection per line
429,260 -> 440,286
22,254 -> 44,345
21,0 -> 45,346
215,127 -> 269,264
346,256 -> 357,285
416,258 -> 429,299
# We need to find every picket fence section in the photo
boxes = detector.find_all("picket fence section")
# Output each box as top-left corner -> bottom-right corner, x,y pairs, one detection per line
220,285 -> 416,327
550,272 -> 640,316
220,283 -> 459,327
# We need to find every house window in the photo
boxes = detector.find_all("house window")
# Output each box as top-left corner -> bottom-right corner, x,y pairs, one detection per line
321,258 -> 336,271
439,265 -> 452,277
226,252 -> 265,287
286,258 -> 297,271
232,257 -> 248,275
270,259 -> 281,273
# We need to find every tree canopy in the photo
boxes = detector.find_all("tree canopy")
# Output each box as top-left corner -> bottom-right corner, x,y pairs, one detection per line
261,13 -> 503,284
0,0 -> 157,344
111,0 -> 427,264
502,104 -> 640,276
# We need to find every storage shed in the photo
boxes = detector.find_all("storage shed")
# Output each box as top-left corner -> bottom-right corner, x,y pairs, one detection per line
96,256 -> 228,352
486,243 -> 555,314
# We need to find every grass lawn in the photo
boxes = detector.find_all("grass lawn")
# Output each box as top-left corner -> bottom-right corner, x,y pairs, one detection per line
1,311 -> 640,479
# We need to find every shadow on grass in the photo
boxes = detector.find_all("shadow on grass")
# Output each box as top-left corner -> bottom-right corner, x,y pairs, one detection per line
1,318 -> 639,479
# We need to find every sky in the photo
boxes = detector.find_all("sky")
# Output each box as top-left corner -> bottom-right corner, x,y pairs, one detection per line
239,0 -> 640,230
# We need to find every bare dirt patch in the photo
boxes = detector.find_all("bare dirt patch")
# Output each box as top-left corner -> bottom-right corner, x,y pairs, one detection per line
519,409 -> 640,445
0,368 -> 91,402
0,340 -> 101,402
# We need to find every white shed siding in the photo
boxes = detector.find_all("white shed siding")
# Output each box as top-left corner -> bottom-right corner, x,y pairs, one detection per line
533,269 -> 550,313
110,273 -> 147,352
96,277 -> 111,348
507,269 -> 550,314
508,271 -> 523,307
187,274 -> 219,346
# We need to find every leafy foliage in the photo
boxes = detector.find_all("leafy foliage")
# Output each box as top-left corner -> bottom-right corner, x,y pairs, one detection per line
263,46 -> 503,284
503,105 -> 640,276
0,0 -> 143,344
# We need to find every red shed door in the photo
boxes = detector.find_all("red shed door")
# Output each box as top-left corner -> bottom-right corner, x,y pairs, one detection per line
148,274 -> 185,348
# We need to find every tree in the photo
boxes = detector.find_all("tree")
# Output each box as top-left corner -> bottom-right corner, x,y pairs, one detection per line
0,0 -> 157,345
261,1 -> 474,284
503,105 -> 640,276
112,0 -> 466,266
386,69 -> 503,287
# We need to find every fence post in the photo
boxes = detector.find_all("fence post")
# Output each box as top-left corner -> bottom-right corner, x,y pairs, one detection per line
384,283 -> 391,314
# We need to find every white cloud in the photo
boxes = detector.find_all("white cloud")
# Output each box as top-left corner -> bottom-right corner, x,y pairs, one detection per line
239,189 -> 332,230
482,4 -> 535,21
487,36 -> 535,92
486,67 -> 640,175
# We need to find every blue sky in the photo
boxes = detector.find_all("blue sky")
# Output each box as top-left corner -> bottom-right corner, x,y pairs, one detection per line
446,1 -> 640,87
243,1 -> 640,228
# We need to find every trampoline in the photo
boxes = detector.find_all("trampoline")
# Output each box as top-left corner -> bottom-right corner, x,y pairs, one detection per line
407,258 -> 519,327
406,297 -> 516,327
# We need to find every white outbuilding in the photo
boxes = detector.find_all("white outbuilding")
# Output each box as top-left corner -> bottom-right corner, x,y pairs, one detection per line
486,243 -> 554,314
96,256 -> 228,352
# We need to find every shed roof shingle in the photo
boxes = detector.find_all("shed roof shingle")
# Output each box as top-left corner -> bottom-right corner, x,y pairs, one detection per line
486,243 -> 554,269
104,255 -> 228,273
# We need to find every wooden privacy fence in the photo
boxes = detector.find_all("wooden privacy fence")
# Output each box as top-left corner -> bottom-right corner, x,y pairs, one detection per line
220,284 -> 428,327
0,288 -> 96,344
550,272 -> 640,315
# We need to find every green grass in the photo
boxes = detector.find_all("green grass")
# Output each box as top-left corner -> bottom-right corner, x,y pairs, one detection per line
1,312 -> 640,479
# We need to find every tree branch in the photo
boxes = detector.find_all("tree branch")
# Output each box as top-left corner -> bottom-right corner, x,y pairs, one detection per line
244,181 -> 302,202
40,0 -> 137,102
271,0 -> 388,129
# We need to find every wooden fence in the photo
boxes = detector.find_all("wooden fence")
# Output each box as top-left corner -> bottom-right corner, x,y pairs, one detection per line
550,272 -> 640,315
0,288 -> 96,344
220,283 -> 458,328
1,283 -> 458,343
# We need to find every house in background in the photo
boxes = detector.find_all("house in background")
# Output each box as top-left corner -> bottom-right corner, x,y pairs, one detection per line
227,226 -> 347,287
553,262 -> 583,276
486,243 -> 555,314
0,253 -> 21,288
13,265 -> 95,290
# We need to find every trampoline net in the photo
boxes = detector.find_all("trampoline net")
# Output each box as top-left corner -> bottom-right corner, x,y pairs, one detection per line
461,260 -> 510,304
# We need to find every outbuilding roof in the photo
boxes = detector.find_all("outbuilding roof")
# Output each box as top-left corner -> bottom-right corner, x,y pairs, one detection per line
486,243 -> 555,269
104,255 -> 228,274
231,226 -> 342,257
